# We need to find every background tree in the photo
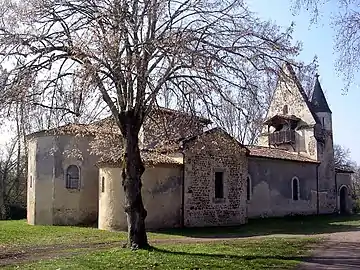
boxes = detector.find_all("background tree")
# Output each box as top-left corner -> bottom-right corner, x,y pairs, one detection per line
333,144 -> 356,170
332,143 -> 360,212
0,138 -> 27,220
0,0 -> 301,248
292,0 -> 360,89
207,56 -> 318,144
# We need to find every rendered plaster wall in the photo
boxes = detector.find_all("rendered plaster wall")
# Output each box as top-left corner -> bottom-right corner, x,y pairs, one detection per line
257,65 -> 318,160
247,157 -> 318,218
27,136 -> 55,225
27,139 -> 36,225
52,135 -> 99,225
98,164 -> 183,231
27,134 -> 100,226
183,131 -> 248,227
267,65 -> 317,125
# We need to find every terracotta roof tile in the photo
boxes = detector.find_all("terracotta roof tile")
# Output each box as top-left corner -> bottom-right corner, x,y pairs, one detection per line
248,145 -> 319,163
335,166 -> 354,174
97,151 -> 183,167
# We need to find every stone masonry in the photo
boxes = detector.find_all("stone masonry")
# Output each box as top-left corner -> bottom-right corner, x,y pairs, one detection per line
182,128 -> 249,227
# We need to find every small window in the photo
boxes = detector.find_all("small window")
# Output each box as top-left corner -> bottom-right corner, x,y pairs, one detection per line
66,165 -> 80,189
283,105 -> 289,115
292,177 -> 300,201
246,176 -> 252,201
29,175 -> 33,188
319,142 -> 324,155
101,177 -> 105,193
215,171 -> 224,199
321,117 -> 325,127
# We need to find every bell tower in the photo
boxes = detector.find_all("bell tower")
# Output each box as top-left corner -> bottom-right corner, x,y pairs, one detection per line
311,74 -> 336,213
312,74 -> 332,132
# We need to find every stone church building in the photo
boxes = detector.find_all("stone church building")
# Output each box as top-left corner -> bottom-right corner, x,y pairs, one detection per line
27,63 -> 353,230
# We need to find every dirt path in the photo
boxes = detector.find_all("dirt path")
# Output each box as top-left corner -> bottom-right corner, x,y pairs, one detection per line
297,231 -> 360,270
0,241 -> 122,267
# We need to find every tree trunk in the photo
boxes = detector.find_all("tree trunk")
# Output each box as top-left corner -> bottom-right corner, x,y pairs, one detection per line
121,115 -> 148,249
0,163 -> 6,220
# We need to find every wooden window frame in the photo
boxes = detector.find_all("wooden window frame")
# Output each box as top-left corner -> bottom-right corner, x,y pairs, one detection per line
66,165 -> 80,190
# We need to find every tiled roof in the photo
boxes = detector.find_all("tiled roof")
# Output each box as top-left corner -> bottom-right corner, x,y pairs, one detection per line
335,167 -> 354,174
149,107 -> 212,125
248,145 -> 319,163
311,76 -> 332,113
26,122 -> 120,138
97,151 -> 183,167
263,114 -> 301,125
181,127 -> 250,152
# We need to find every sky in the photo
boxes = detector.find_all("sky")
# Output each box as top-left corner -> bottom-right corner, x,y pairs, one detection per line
248,0 -> 360,164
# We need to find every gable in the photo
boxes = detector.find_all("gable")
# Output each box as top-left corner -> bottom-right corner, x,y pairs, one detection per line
182,128 -> 249,156
265,63 -> 317,126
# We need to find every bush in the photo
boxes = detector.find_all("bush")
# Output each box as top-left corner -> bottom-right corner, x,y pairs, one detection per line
5,204 -> 26,220
352,198 -> 360,213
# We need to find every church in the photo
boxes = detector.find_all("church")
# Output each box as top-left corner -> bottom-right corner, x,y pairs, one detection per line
26,63 -> 354,230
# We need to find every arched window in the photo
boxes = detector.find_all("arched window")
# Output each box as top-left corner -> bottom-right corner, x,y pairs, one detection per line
283,104 -> 289,115
292,177 -> 300,201
66,165 -> 80,189
246,176 -> 252,201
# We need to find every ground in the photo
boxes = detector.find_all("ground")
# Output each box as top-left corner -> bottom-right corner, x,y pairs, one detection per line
1,215 -> 360,269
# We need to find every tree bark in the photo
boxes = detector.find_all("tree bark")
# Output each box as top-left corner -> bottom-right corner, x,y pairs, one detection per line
120,112 -> 148,249
0,163 -> 6,220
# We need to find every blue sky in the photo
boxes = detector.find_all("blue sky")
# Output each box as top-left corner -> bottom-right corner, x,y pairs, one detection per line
248,0 -> 360,163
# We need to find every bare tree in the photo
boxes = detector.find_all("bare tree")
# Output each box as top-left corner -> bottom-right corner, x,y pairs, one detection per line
210,57 -> 318,144
0,0 -> 301,248
292,0 -> 360,89
334,143 -> 356,170
0,137 -> 27,220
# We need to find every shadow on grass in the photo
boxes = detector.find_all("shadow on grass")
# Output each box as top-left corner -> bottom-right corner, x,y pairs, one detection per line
149,240 -> 360,268
149,245 -> 307,260
152,214 -> 360,239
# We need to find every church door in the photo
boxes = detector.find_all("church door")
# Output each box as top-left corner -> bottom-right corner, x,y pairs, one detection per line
339,186 -> 348,215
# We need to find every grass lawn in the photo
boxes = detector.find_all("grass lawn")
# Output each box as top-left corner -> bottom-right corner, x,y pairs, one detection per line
0,220 -> 182,248
0,219 -> 126,247
1,214 -> 360,248
3,238 -> 319,270
1,214 -> 359,269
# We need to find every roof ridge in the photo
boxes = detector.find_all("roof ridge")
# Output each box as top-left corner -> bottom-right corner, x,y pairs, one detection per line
311,75 -> 332,113
284,62 -> 320,124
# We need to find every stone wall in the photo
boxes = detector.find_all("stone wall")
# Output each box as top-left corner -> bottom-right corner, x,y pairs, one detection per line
183,129 -> 248,227
247,157 -> 318,218
336,172 -> 353,213
316,128 -> 336,214
98,163 -> 183,231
